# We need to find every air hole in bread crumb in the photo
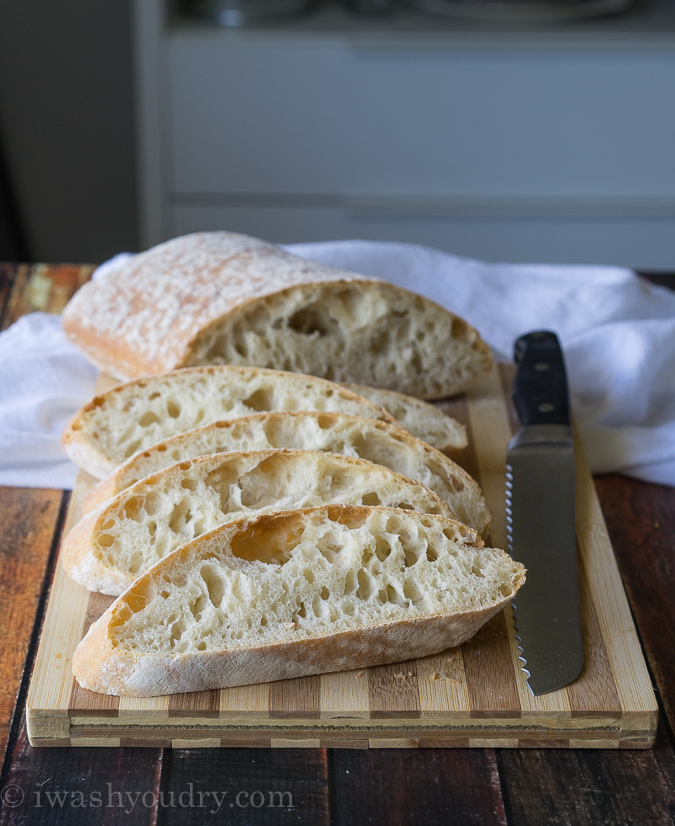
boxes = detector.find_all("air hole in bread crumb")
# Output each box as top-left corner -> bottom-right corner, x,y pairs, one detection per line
361,492 -> 381,506
262,418 -> 283,447
374,537 -> 391,562
471,564 -> 484,578
124,582 -> 151,614
181,478 -> 198,491
403,579 -> 424,605
303,568 -> 315,584
123,496 -> 144,521
201,564 -> 225,608
442,526 -> 459,542
426,546 -> 438,563
288,305 -> 335,337
190,593 -> 209,619
98,534 -> 114,548
499,583 -> 514,597
230,519 -> 300,565
242,387 -> 274,412
138,411 -> 160,427
396,501 -> 414,511
357,569 -> 374,600
390,585 -> 407,608
317,413 -> 336,429
167,399 -> 181,418
320,586 -> 330,600
169,619 -> 185,648
403,547 -> 418,568
142,492 -> 160,516
169,499 -> 193,534
316,532 -> 341,561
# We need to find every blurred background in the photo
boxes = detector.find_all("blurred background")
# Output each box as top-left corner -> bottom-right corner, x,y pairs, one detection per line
0,0 -> 673,268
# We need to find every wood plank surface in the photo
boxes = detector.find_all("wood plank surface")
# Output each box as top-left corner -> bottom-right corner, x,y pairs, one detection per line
0,264 -> 88,769
594,473 -> 675,735
25,363 -> 658,748
0,488 -> 65,765
2,263 -> 675,826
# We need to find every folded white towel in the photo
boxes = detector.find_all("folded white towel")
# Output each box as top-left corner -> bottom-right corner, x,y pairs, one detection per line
0,240 -> 673,489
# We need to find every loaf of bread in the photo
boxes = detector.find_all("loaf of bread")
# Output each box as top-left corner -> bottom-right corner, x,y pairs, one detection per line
61,231 -> 494,399
62,450 -> 454,596
83,411 -> 490,534
72,505 -> 525,697
341,383 -> 467,455
61,366 -> 397,480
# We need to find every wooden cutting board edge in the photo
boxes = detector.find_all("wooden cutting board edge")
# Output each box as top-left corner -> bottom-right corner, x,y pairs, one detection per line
26,364 -> 658,748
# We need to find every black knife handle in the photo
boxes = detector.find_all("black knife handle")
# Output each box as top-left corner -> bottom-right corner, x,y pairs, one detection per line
512,331 -> 570,427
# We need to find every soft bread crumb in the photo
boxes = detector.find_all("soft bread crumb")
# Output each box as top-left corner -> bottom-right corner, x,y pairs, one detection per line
84,411 -> 490,533
62,450 -> 456,596
72,506 -> 525,697
61,365 -> 395,479
62,231 -> 494,399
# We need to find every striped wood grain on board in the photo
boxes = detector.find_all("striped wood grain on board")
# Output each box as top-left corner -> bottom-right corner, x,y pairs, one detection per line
26,365 -> 658,747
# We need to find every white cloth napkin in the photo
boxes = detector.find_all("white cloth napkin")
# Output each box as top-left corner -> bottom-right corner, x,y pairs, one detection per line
1,240 -> 674,489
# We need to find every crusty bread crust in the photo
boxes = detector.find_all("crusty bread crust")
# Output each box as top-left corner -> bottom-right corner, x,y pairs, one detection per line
72,505 -> 525,697
61,507 -> 134,596
74,600 -> 512,698
62,231 -> 493,398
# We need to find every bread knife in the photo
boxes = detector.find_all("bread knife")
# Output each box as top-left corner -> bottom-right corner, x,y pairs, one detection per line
506,330 -> 584,695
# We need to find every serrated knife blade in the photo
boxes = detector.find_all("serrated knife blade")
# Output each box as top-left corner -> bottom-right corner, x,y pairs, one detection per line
506,330 -> 584,696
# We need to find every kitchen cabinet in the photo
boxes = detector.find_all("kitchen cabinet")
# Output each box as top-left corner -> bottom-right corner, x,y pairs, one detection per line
134,0 -> 675,267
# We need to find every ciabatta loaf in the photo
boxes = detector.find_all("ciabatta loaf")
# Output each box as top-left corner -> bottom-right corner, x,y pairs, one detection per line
72,505 -> 525,697
62,450 -> 453,596
61,231 -> 493,399
83,411 -> 490,534
341,383 -> 467,455
61,366 -> 396,480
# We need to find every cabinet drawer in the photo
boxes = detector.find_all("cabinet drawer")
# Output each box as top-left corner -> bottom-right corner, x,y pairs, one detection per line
167,34 -> 675,200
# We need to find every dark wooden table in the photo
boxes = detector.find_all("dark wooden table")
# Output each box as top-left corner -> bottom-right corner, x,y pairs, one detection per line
1,262 -> 674,825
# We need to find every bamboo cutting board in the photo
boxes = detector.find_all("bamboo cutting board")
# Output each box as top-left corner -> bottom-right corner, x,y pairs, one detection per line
26,365 -> 658,748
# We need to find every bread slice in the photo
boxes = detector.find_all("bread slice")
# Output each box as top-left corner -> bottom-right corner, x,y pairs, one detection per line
61,231 -> 494,399
83,411 -> 490,534
72,505 -> 525,697
61,365 -> 397,480
62,449 -> 454,596
342,382 -> 467,455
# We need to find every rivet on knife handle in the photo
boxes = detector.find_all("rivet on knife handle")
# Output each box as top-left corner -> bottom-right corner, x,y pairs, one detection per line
512,331 -> 570,427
